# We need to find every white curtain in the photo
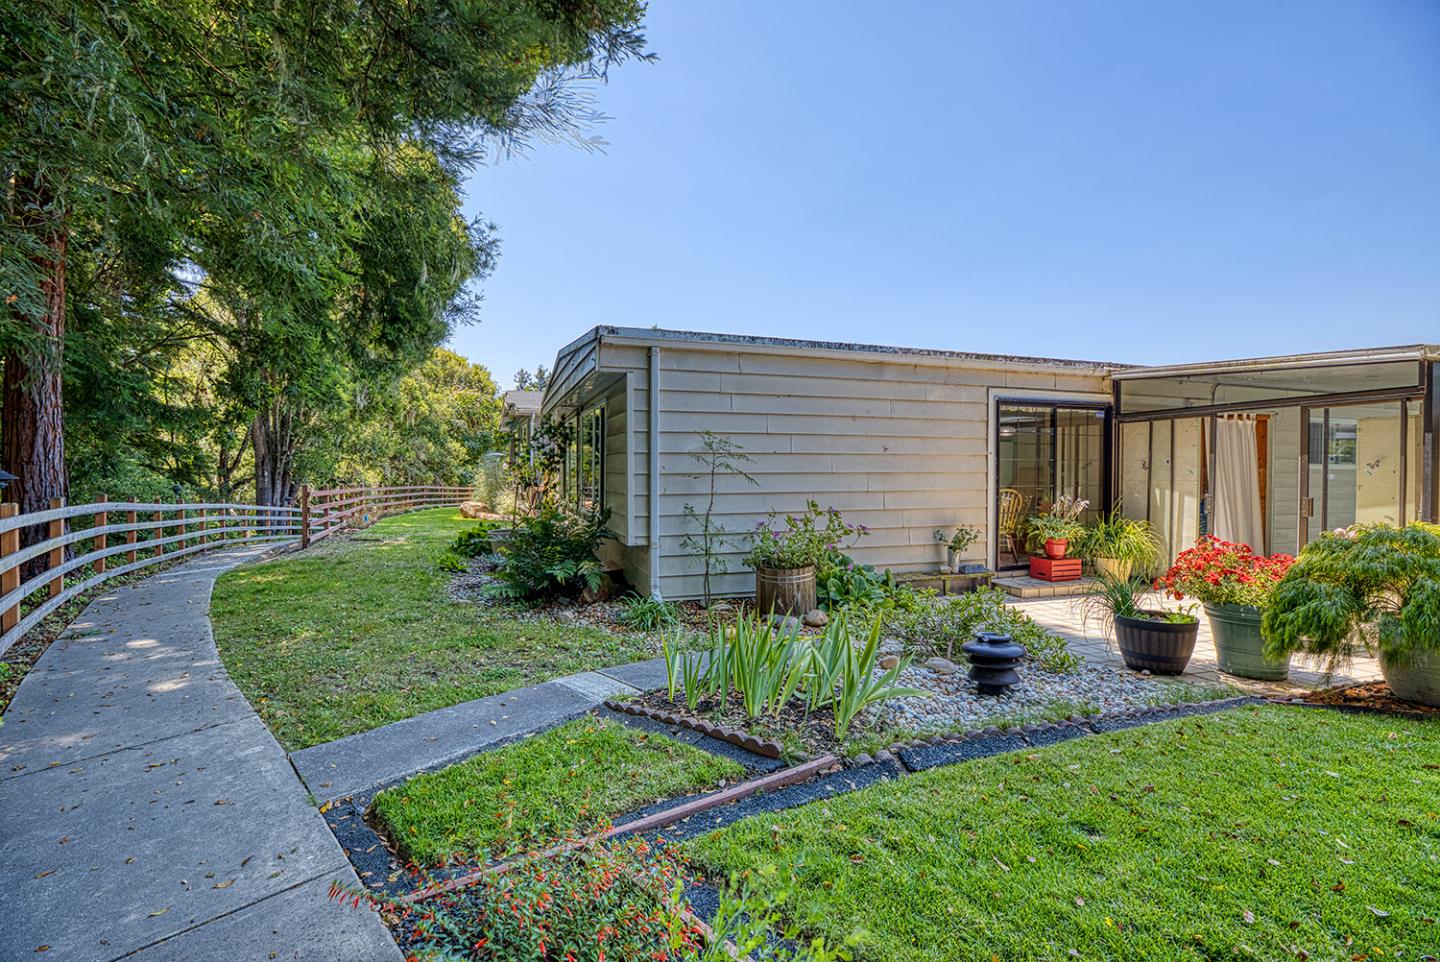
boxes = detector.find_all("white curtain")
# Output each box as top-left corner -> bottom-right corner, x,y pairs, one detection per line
1213,416 -> 1265,551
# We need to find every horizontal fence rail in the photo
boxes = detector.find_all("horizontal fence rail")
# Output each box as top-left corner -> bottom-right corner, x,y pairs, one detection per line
0,484 -> 475,657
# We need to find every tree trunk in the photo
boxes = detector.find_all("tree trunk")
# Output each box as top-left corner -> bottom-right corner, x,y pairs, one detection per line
250,403 -> 297,506
2,173 -> 69,557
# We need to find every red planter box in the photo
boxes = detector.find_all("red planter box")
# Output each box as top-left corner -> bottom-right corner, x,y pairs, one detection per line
1029,555 -> 1082,582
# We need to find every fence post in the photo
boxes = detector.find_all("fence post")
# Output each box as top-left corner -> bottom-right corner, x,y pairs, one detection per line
47,497 -> 64,599
126,510 -> 138,563
197,499 -> 207,544
94,494 -> 108,575
153,508 -> 165,556
300,485 -> 311,548
178,501 -> 188,551
1,503 -> 18,632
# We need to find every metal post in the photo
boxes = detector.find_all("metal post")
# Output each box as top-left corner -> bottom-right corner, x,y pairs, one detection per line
47,498 -> 64,599
0,503 -> 19,631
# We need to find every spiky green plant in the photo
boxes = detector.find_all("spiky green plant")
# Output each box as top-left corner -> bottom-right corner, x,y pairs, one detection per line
1074,503 -> 1162,569
830,617 -> 924,739
1263,522 -> 1440,671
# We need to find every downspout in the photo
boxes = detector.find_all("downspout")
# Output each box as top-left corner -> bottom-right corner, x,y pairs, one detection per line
648,346 -> 663,598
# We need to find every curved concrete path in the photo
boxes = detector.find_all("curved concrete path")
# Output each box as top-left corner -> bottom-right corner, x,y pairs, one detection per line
0,548 -> 399,962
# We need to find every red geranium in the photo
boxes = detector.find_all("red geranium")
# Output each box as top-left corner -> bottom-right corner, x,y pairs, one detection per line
1154,536 -> 1294,608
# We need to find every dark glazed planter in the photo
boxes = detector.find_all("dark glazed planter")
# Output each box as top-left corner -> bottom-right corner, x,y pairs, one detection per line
754,565 -> 816,617
1114,611 -> 1198,675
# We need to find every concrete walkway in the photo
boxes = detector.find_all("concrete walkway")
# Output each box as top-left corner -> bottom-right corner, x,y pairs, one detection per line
0,548 -> 399,962
292,657 -> 669,804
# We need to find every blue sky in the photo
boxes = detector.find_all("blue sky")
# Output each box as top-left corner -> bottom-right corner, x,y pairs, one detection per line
448,1 -> 1440,387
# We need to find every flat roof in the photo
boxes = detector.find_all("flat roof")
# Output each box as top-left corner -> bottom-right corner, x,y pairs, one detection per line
1112,344 -> 1440,380
589,325 -> 1131,372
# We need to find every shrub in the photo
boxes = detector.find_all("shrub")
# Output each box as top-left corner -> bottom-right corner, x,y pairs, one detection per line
886,588 -> 1080,673
1262,522 -> 1440,671
1155,536 -> 1294,609
489,506 -> 614,601
617,594 -> 681,631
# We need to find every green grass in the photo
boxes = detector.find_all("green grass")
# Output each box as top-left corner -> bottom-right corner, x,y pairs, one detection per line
690,706 -> 1440,962
372,716 -> 745,864
212,508 -> 657,750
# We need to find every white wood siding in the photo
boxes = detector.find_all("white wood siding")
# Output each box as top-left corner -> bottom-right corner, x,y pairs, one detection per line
644,346 -> 1108,600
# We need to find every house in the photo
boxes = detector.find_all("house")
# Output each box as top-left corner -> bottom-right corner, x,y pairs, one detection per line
542,326 -> 1439,600
501,389 -> 544,461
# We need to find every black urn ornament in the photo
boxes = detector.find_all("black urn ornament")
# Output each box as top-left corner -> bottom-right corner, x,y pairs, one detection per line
960,631 -> 1027,695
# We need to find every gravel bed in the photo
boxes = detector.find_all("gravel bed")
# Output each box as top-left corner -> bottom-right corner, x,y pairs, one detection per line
872,659 -> 1201,732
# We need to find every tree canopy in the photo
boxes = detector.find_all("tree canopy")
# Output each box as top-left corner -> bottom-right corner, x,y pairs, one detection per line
2,0 -> 648,511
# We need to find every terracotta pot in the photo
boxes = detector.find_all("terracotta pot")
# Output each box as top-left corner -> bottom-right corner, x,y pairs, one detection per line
754,565 -> 816,617
1114,611 -> 1198,675
1044,538 -> 1069,560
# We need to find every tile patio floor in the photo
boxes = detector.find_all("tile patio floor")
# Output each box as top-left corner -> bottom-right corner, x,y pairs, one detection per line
1009,594 -> 1381,694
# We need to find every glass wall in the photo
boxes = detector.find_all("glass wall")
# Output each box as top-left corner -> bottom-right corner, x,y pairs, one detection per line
995,402 -> 1106,569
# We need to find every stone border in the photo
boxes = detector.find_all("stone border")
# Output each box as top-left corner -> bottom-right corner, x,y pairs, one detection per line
605,698 -> 785,759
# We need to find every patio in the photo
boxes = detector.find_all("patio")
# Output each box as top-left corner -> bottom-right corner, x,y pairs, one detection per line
1009,594 -> 1382,693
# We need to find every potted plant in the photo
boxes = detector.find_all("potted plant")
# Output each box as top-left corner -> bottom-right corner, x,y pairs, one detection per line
1155,536 -> 1295,680
1026,496 -> 1088,559
1075,504 -> 1160,581
935,523 -> 981,570
744,500 -> 866,617
1082,571 -> 1199,674
1262,523 -> 1440,707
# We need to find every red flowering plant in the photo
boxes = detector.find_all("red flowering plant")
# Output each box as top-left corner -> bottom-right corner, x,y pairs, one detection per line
333,833 -> 706,962
1154,536 -> 1294,609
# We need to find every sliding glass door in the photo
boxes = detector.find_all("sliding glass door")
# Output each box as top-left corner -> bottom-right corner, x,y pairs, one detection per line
995,401 -> 1109,569
1300,399 -> 1423,545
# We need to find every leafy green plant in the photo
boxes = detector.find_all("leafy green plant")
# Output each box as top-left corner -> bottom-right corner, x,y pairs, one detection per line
617,594 -> 680,631
935,524 -> 981,556
1074,504 -> 1161,567
1262,522 -> 1440,670
680,430 -> 757,606
816,550 -> 921,613
1079,571 -> 1198,639
489,506 -> 614,601
886,588 -> 1080,673
744,500 -> 867,571
439,519 -> 508,571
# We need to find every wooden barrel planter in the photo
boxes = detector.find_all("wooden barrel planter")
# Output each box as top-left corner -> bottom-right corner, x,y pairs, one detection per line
754,565 -> 816,617
1113,611 -> 1198,675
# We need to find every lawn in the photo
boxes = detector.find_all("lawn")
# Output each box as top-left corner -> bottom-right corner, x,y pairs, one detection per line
212,508 -> 657,750
372,716 -> 744,864
690,706 -> 1440,962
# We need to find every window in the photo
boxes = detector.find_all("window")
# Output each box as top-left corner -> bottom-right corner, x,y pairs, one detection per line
576,406 -> 605,511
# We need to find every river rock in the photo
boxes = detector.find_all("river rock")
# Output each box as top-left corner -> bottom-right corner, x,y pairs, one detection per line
803,608 -> 829,628
923,656 -> 960,675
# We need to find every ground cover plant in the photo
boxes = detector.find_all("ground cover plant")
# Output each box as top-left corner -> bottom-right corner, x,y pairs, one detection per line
371,716 -> 743,864
213,508 -> 655,749
690,705 -> 1439,962
885,588 -> 1081,673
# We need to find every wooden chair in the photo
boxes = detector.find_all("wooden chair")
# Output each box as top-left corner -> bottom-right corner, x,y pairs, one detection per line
997,488 -> 1027,562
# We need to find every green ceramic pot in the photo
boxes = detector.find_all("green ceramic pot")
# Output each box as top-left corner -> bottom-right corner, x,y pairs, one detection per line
1204,603 -> 1290,681
1379,648 -> 1440,707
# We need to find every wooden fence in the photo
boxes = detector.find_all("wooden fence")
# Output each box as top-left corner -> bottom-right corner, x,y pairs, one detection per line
0,484 -> 475,658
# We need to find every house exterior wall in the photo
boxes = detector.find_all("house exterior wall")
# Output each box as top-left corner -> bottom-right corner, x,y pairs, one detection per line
617,343 -> 1109,600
